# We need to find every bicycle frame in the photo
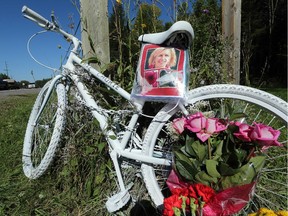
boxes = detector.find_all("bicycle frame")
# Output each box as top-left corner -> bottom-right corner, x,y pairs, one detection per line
22,5 -> 173,201
26,16 -> 171,168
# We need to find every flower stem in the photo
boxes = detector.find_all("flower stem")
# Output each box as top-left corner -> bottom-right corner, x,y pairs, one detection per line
208,138 -> 212,159
199,201 -> 205,216
246,146 -> 255,162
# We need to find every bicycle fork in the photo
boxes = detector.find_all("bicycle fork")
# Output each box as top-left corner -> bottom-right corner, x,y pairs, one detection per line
33,75 -> 63,126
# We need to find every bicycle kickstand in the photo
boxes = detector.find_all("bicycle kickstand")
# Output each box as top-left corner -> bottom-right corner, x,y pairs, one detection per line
105,150 -> 132,212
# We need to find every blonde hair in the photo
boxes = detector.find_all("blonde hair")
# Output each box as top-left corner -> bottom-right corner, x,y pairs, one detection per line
148,47 -> 177,68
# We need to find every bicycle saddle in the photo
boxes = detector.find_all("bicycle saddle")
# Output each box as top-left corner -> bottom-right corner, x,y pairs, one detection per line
138,21 -> 194,49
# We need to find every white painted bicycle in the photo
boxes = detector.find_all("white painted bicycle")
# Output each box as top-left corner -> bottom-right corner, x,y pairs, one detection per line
22,6 -> 287,214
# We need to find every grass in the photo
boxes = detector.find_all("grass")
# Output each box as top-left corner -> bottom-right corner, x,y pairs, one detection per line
0,93 -> 146,215
261,88 -> 288,101
0,95 -> 37,215
0,94 -> 112,215
0,88 -> 286,215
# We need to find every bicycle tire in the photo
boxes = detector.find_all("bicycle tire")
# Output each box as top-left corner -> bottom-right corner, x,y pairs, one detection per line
22,80 -> 66,179
141,84 -> 288,213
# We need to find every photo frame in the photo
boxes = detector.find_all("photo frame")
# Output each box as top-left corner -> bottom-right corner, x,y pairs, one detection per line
131,43 -> 189,102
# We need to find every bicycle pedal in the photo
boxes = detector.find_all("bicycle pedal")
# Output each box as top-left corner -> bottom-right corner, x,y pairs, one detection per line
106,189 -> 131,212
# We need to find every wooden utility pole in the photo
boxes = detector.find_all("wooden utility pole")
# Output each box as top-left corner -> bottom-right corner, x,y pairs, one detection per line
4,62 -> 9,77
222,0 -> 241,84
80,0 -> 110,70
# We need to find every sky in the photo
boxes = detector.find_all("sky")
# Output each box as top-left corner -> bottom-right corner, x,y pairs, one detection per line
0,1 -> 176,83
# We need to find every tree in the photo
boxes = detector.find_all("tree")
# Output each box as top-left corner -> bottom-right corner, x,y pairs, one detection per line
241,0 -> 287,87
0,73 -> 10,79
133,3 -> 163,35
108,1 -> 138,87
109,2 -> 127,63
187,0 -> 225,87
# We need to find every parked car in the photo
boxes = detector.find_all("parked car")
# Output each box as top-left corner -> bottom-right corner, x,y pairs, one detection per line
0,79 -> 8,90
3,79 -> 19,89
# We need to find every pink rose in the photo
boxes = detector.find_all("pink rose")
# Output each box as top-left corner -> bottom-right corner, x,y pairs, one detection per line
185,113 -> 227,142
250,123 -> 282,149
185,112 -> 206,133
214,118 -> 227,132
172,117 -> 186,134
233,122 -> 253,142
196,118 -> 216,142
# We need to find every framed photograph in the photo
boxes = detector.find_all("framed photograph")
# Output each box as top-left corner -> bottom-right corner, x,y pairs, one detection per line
131,43 -> 189,101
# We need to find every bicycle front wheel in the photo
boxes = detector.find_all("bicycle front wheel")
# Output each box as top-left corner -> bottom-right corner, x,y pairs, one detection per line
23,80 -> 66,179
141,84 -> 287,213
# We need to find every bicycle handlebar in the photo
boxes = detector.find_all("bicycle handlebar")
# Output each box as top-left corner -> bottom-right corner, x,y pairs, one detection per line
22,5 -> 81,53
22,6 -> 53,29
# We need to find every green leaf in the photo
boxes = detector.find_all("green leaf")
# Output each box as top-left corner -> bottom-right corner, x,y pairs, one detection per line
218,162 -> 240,176
109,135 -> 117,140
85,146 -> 95,154
235,149 -> 247,163
175,160 -> 195,181
83,56 -> 100,65
174,151 -> 199,181
213,140 -> 223,159
195,171 -> 217,185
184,137 -> 197,157
221,156 -> 266,189
191,140 -> 207,162
248,156 -> 266,172
97,142 -> 106,153
206,160 -> 221,178
88,34 -> 96,53
226,151 -> 242,169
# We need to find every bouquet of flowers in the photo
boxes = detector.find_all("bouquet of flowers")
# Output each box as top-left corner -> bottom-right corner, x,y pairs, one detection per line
163,111 -> 283,216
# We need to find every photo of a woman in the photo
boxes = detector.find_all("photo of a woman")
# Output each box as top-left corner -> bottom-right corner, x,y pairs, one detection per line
148,47 -> 177,69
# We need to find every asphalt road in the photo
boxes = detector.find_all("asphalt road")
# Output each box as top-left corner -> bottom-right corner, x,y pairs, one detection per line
0,88 -> 41,100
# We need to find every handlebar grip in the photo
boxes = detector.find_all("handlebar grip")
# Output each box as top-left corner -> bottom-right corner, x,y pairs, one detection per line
22,5 -> 50,28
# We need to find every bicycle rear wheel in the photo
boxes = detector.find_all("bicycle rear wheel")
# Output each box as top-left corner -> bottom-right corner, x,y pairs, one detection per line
23,80 -> 66,179
141,84 -> 287,213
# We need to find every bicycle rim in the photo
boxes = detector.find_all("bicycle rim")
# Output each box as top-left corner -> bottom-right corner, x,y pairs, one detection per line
141,84 -> 288,213
22,81 -> 66,179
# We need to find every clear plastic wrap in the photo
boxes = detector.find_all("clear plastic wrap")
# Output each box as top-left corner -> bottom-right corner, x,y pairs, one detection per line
131,43 -> 190,102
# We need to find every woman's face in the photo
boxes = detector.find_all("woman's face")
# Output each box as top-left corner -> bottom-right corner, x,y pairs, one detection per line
154,49 -> 171,68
